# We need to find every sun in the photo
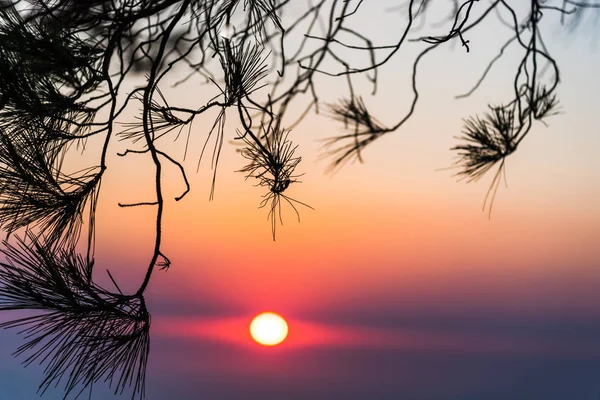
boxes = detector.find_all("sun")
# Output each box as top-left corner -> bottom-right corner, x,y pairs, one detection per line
249,312 -> 289,346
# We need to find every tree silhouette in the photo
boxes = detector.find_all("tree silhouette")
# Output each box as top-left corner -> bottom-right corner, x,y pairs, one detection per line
0,0 -> 596,398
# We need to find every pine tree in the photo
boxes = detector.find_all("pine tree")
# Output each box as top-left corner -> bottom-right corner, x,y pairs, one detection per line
0,1 -> 595,398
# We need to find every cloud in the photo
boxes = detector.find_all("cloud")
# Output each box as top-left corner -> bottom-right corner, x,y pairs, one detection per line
152,314 -> 600,358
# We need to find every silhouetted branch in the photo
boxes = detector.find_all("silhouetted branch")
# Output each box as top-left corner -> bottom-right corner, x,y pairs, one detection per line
0,1 -> 596,398
238,125 -> 312,240
0,233 -> 150,399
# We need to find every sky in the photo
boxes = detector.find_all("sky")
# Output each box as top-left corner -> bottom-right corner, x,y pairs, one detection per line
1,1 -> 600,399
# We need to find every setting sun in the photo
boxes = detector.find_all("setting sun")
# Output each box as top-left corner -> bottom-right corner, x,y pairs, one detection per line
249,312 -> 289,346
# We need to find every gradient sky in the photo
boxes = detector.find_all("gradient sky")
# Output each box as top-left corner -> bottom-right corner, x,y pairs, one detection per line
1,2 -> 600,399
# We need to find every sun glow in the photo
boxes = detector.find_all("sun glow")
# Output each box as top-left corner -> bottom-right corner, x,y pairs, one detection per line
249,312 -> 289,346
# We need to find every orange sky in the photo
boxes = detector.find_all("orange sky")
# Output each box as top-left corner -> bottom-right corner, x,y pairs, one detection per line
1,3 -> 600,400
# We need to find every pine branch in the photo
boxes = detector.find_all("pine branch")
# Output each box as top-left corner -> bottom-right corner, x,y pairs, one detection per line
0,233 -> 150,399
